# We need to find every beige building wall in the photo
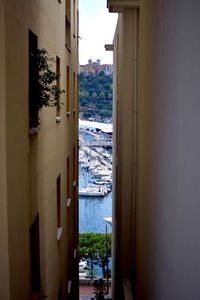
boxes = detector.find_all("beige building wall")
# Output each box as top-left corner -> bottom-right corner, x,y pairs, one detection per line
0,1 -> 10,299
109,0 -> 200,299
4,0 -> 30,298
0,0 -> 79,299
111,7 -> 139,298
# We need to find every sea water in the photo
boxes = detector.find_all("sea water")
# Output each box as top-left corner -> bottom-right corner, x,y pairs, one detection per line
78,129 -> 112,277
79,166 -> 112,234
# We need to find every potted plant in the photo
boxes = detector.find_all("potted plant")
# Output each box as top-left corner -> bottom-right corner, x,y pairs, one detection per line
29,48 -> 64,130
93,279 -> 107,300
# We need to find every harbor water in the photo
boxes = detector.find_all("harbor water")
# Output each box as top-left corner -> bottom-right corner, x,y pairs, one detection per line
78,125 -> 112,278
78,129 -> 112,234
79,167 -> 112,234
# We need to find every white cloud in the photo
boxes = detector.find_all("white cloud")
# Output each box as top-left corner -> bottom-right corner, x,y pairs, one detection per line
79,6 -> 118,64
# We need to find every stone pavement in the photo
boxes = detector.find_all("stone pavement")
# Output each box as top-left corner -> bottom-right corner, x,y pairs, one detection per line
79,283 -> 94,298
79,282 -> 112,299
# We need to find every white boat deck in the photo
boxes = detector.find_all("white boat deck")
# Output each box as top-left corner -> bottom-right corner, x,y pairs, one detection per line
79,187 -> 107,197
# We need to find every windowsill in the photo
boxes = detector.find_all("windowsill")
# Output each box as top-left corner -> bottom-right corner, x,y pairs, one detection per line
73,180 -> 77,187
57,227 -> 63,241
56,116 -> 62,123
68,280 -> 72,294
74,249 -> 77,258
65,44 -> 71,52
123,278 -> 133,300
29,126 -> 40,136
66,111 -> 71,117
67,198 -> 71,207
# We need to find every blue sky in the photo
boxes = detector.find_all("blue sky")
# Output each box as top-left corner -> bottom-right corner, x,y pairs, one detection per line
79,0 -> 118,65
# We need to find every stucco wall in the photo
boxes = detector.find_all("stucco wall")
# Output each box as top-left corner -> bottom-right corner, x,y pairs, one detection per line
112,9 -> 139,298
111,1 -> 200,299
0,1 -> 10,299
5,0 -> 30,298
27,1 -> 78,299
0,0 -> 79,299
136,1 -> 200,299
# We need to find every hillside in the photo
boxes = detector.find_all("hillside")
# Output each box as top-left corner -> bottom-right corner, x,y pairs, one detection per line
78,71 -> 113,119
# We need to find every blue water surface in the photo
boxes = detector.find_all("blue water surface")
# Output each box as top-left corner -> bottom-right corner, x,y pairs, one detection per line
79,166 -> 112,234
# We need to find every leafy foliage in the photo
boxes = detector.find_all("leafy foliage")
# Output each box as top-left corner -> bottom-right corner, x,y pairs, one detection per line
78,72 -> 113,119
79,233 -> 112,279
79,233 -> 112,257
36,49 -> 65,110
29,48 -> 65,128
93,279 -> 107,299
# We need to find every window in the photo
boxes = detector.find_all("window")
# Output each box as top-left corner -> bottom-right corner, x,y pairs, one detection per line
73,0 -> 76,38
56,56 -> 61,117
57,175 -> 63,240
73,146 -> 76,182
76,10 -> 79,54
65,0 -> 70,20
58,283 -> 62,300
73,146 -> 77,228
77,10 -> 79,53
66,66 -> 70,113
73,72 -> 76,112
65,0 -> 71,50
30,214 -> 41,293
57,174 -> 61,228
68,242 -> 71,277
65,17 -> 71,50
29,30 -> 38,129
67,157 -> 70,199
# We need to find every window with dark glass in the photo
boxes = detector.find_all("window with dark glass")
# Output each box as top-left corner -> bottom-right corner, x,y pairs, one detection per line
57,174 -> 61,228
66,66 -> 70,113
56,56 -> 61,116
73,0 -> 76,38
29,30 -> 38,128
65,0 -> 71,49
73,72 -> 76,112
67,157 -> 70,199
30,214 -> 41,293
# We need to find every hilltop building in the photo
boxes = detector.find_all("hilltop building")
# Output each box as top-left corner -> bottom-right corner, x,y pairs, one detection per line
79,59 -> 113,75
0,0 -> 79,299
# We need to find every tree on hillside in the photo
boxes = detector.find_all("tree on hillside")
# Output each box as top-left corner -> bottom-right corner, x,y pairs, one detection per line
79,233 -> 112,278
78,71 -> 113,119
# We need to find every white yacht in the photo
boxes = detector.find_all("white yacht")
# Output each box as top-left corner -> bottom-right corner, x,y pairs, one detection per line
79,186 -> 108,197
103,217 -> 112,227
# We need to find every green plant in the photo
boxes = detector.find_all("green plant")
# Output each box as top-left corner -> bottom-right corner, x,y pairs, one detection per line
79,233 -> 112,279
78,71 -> 113,119
29,48 -> 64,128
36,48 -> 64,110
93,279 -> 107,300
79,233 -> 112,256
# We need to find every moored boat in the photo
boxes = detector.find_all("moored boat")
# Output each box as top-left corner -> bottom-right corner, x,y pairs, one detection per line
103,217 -> 112,226
79,186 -> 108,197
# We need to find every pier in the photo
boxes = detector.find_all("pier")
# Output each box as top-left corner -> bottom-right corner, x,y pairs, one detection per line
79,140 -> 112,148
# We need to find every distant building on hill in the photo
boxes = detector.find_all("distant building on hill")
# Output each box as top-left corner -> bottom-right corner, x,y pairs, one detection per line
79,59 -> 113,75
